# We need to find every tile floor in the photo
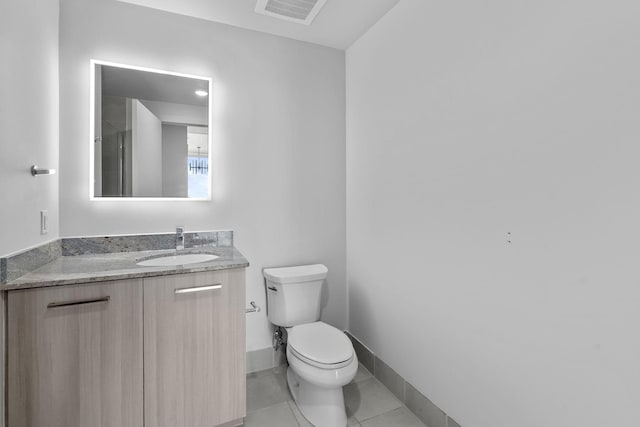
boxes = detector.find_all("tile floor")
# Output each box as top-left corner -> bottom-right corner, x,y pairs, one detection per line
244,363 -> 426,427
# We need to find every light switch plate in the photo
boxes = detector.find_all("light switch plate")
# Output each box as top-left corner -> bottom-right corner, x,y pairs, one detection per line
40,210 -> 48,235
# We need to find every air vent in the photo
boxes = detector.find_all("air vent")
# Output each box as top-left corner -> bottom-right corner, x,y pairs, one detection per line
255,0 -> 328,25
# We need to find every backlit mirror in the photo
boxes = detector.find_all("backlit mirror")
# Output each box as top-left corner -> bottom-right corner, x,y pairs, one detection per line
90,60 -> 211,199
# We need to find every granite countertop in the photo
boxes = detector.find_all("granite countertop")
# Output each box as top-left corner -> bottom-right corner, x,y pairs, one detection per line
2,246 -> 249,291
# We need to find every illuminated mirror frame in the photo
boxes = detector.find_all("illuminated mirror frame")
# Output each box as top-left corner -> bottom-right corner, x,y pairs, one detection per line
89,59 -> 213,201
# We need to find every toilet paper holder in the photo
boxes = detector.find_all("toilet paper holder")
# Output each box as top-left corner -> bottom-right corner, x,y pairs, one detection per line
245,301 -> 260,313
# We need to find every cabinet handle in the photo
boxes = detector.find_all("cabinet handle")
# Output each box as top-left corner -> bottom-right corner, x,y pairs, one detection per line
47,296 -> 110,308
175,284 -> 222,294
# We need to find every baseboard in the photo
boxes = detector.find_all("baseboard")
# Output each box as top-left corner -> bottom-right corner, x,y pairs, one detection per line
246,347 -> 286,374
245,333 -> 463,426
215,417 -> 243,427
344,331 -> 462,427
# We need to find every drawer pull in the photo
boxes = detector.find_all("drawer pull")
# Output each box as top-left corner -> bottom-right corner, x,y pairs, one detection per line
175,284 -> 222,294
47,296 -> 110,308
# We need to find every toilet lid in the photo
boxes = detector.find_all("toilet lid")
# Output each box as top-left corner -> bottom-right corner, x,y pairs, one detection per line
288,322 -> 353,366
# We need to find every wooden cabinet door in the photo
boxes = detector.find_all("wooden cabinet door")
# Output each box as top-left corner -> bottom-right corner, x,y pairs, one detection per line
144,269 -> 246,427
7,279 -> 144,427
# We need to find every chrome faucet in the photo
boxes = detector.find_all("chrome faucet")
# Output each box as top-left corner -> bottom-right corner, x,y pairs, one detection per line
176,227 -> 185,251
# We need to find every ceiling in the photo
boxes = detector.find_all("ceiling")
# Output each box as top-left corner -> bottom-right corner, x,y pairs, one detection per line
101,64 -> 208,106
116,0 -> 401,50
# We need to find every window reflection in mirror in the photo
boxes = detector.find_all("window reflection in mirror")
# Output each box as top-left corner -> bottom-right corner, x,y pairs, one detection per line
90,60 -> 211,199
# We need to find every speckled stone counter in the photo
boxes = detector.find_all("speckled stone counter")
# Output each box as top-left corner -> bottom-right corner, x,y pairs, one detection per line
2,246 -> 249,291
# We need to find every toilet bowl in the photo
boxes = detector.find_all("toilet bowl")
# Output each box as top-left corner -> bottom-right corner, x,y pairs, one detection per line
286,321 -> 358,427
263,264 -> 357,427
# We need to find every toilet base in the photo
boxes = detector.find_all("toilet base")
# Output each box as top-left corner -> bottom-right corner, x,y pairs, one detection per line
287,367 -> 348,427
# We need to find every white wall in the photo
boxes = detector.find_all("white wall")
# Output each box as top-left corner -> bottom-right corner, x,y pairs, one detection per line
346,1 -> 640,427
0,0 -> 59,256
59,0 -> 346,350
141,100 -> 207,127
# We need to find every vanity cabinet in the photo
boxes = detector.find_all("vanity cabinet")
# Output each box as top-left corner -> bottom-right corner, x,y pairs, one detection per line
143,269 -> 246,427
5,268 -> 246,427
7,278 -> 144,427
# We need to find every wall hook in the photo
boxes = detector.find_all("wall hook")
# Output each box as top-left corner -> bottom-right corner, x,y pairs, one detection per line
31,165 -> 56,176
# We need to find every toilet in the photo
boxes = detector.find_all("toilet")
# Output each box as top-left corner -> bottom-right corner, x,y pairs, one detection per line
263,264 -> 358,427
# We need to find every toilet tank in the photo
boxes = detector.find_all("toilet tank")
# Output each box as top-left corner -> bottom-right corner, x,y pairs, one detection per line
263,264 -> 328,327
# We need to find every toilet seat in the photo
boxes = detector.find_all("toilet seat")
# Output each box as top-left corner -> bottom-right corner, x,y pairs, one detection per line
288,322 -> 354,370
289,346 -> 354,370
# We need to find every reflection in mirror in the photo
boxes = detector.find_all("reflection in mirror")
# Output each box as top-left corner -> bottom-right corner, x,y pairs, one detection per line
90,60 -> 211,199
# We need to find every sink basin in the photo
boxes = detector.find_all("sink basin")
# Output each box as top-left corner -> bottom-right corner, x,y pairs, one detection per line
136,253 -> 219,267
